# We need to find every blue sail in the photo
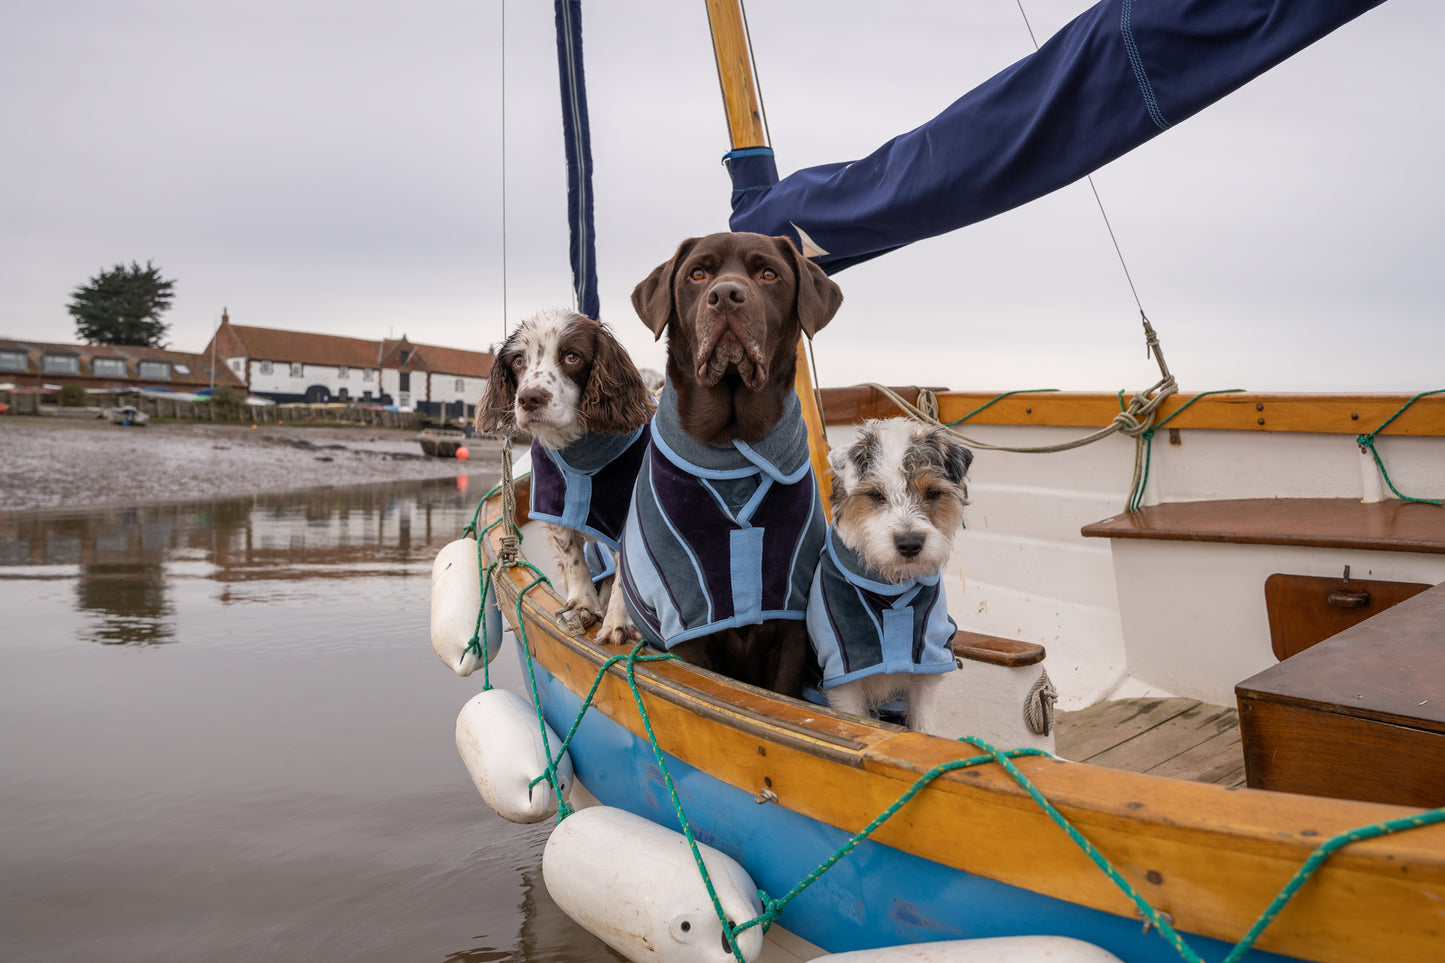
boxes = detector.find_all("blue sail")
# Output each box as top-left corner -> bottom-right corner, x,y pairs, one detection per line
727,0 -> 1388,273
554,0 -> 600,319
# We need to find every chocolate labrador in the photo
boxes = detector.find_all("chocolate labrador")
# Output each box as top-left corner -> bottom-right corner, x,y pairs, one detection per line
617,232 -> 844,696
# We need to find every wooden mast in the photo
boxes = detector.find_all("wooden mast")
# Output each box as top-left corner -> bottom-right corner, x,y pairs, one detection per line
705,0 -> 833,513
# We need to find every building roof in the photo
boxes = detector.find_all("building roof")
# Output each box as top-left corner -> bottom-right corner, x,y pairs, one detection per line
0,338 -> 244,388
222,324 -> 384,369
221,323 -> 491,378
379,337 -> 492,378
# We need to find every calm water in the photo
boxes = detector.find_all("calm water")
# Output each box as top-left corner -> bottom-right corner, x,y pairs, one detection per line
0,479 -> 623,962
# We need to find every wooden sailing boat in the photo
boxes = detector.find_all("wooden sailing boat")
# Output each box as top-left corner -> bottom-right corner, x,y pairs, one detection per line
446,2 -> 1445,960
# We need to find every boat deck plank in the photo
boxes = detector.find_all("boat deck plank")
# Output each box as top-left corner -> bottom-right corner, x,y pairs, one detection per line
1055,697 -> 1247,788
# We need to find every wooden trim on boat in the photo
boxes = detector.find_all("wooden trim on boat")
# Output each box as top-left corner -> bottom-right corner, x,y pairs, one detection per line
477,489 -> 1445,963
821,385 -> 1445,437
1081,498 -> 1445,554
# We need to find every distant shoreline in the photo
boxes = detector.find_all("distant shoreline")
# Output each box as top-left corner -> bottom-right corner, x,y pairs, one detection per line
0,416 -> 506,514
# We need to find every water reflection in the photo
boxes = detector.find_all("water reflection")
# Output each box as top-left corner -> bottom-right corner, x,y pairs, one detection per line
0,478 -> 482,646
76,563 -> 174,645
0,475 -> 623,963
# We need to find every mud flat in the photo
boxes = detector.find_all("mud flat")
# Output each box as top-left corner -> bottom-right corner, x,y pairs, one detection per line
0,417 -> 506,513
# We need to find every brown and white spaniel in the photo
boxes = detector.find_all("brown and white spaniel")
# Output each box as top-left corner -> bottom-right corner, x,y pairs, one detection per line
478,309 -> 654,641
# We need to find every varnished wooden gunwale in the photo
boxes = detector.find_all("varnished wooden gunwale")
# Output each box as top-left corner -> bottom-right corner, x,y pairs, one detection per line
479,491 -> 1445,963
821,385 -> 1445,436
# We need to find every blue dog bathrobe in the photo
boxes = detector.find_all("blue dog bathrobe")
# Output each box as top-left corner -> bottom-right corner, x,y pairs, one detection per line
808,528 -> 958,690
528,427 -> 650,553
619,383 -> 824,650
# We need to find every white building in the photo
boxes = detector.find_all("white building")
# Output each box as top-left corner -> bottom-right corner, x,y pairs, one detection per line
206,312 -> 492,420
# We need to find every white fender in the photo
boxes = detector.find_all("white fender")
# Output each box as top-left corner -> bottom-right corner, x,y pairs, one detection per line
455,688 -> 572,824
542,806 -> 764,963
810,936 -> 1125,962
430,536 -> 503,676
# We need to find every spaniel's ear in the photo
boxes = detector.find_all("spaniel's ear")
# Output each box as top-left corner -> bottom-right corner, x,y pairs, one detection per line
631,238 -> 697,340
775,235 -> 843,338
579,321 -> 655,434
476,345 -> 518,435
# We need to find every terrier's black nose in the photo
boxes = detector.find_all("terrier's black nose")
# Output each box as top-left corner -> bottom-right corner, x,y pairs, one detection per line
895,534 -> 924,559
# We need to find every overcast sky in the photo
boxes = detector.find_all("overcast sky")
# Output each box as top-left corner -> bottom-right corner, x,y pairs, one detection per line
2,1 -> 1440,394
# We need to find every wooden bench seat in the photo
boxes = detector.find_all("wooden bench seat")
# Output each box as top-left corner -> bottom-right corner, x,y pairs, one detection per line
1081,497 -> 1445,555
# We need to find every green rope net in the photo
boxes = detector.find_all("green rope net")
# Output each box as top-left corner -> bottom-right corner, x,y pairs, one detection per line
462,467 -> 1444,963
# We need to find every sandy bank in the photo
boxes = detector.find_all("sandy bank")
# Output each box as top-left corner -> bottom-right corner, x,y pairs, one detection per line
0,416 -> 508,513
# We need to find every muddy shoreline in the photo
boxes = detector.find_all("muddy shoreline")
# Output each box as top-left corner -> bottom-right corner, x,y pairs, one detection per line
0,416 -> 507,514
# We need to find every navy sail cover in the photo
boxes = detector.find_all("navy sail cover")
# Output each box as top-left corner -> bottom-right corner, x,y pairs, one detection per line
555,0 -> 600,318
726,0 -> 1388,274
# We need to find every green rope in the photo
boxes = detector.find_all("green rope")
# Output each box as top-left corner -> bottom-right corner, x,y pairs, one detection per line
1356,388 -> 1444,506
469,485 -> 1445,963
1126,389 -> 1245,511
1221,807 -> 1445,962
460,482 -> 514,691
527,644 -> 679,795
507,562 -> 575,819
730,742 -> 1054,946
947,388 -> 1058,426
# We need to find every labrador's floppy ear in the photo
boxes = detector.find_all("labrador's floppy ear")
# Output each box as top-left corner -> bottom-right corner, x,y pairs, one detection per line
631,237 -> 698,340
775,235 -> 843,338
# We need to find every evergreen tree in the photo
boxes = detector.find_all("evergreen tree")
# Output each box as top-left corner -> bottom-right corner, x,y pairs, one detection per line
68,260 -> 175,346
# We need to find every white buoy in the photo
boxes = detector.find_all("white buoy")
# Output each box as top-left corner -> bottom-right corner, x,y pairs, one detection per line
430,536 -> 503,676
455,688 -> 572,824
542,806 -> 764,963
810,935 -> 1125,962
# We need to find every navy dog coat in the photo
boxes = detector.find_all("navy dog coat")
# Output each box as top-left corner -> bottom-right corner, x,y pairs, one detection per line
807,528 -> 957,689
528,426 -> 650,552
619,383 -> 824,650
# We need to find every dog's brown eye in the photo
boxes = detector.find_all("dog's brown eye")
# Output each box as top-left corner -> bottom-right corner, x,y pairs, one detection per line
760,268 -> 778,281
925,488 -> 946,501
509,356 -> 526,372
865,490 -> 886,504
688,267 -> 706,281
562,352 -> 582,367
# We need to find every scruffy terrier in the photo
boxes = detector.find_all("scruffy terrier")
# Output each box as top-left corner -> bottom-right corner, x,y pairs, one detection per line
807,418 -> 972,735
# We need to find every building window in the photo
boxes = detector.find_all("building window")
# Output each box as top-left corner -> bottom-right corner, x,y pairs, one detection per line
138,361 -> 171,380
290,362 -> 303,378
454,378 -> 465,392
258,361 -> 273,375
0,350 -> 28,372
43,354 -> 79,375
399,372 -> 411,391
338,365 -> 349,379
92,358 -> 127,377
363,369 -> 374,382
399,350 -> 410,364
337,388 -> 349,401
230,359 -> 242,372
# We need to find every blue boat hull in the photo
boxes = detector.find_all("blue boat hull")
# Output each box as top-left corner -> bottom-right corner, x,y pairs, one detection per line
528,655 -> 1290,962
